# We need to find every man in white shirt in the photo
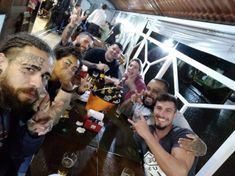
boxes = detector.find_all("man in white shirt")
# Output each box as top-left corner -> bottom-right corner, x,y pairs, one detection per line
87,4 -> 107,37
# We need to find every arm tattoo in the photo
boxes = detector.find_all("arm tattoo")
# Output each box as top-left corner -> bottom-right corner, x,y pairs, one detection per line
66,25 -> 75,39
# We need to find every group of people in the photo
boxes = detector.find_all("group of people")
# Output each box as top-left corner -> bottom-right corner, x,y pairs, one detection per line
45,2 -> 121,46
125,78 -> 207,175
0,4 -> 124,175
44,0 -> 74,31
0,4 -> 207,176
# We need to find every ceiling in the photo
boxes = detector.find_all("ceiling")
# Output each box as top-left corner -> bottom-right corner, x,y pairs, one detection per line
108,0 -> 235,25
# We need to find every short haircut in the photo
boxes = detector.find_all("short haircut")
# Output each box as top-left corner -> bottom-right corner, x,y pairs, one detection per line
78,32 -> 94,41
130,58 -> 142,72
112,42 -> 123,51
101,4 -> 107,10
157,93 -> 177,111
84,10 -> 90,16
54,46 -> 82,69
0,32 -> 52,60
153,78 -> 169,93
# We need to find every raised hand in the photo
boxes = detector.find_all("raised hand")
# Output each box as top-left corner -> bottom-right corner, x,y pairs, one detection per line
70,6 -> 86,27
27,94 -> 64,136
178,133 -> 207,156
130,90 -> 145,104
128,115 -> 151,140
77,76 -> 91,93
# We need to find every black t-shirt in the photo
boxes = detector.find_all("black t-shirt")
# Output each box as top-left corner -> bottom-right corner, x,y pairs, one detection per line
83,48 -> 119,78
47,79 -> 61,101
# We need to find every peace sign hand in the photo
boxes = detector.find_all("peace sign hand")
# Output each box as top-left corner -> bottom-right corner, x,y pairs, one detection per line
130,90 -> 145,104
70,6 -> 86,27
27,94 -> 64,136
128,114 -> 151,140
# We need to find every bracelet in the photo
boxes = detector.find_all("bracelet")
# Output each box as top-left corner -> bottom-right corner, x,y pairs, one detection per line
61,87 -> 74,93
75,87 -> 85,95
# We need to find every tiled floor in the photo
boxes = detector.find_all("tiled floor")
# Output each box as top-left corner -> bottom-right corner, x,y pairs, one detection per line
31,16 -> 61,48
31,17 -> 47,34
41,32 -> 61,48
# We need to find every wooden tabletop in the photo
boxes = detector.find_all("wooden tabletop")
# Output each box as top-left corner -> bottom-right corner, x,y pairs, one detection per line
26,101 -> 144,176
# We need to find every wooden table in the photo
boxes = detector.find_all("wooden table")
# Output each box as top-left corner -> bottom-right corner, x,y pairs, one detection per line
26,101 -> 144,176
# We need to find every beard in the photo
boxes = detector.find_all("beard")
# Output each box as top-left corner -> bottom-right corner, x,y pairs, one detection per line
155,124 -> 167,130
0,76 -> 37,114
143,95 -> 155,109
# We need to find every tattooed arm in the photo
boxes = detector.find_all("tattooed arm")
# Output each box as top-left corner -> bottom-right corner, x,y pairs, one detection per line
61,7 -> 84,46
61,21 -> 77,46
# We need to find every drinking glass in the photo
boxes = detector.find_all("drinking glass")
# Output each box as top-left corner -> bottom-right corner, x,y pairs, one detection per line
60,110 -> 69,118
121,167 -> 135,176
58,152 -> 78,176
60,105 -> 72,119
61,152 -> 77,168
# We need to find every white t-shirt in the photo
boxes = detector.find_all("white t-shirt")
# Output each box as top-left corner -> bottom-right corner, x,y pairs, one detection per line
143,151 -> 166,176
87,9 -> 106,27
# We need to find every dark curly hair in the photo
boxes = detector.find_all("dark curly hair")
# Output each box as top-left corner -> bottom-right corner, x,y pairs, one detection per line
0,32 -> 53,60
54,46 -> 83,70
157,93 -> 177,111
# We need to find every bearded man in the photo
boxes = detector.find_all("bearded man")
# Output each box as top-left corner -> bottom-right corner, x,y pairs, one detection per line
0,32 -> 62,175
129,94 -> 196,176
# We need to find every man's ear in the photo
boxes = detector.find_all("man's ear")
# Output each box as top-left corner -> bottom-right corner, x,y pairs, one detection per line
0,53 -> 9,74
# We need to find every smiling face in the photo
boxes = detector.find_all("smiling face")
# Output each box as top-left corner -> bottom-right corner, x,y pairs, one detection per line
143,80 -> 167,108
127,60 -> 140,78
0,46 -> 52,106
75,34 -> 93,53
153,100 -> 176,130
105,44 -> 122,62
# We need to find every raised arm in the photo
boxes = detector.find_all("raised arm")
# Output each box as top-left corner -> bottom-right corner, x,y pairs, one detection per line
61,7 -> 85,46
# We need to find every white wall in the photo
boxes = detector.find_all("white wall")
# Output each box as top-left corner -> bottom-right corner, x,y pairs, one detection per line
80,0 -> 91,11
0,14 -> 5,34
80,0 -> 116,22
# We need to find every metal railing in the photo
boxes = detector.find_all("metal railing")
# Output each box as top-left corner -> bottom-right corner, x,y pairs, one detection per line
125,20 -> 235,175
